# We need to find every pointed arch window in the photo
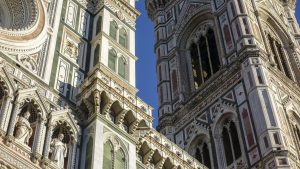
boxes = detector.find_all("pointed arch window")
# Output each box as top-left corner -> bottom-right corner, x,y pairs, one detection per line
108,49 -> 117,71
189,29 -> 221,89
222,121 -> 242,166
267,34 -> 292,79
103,141 -> 113,169
195,142 -> 211,168
110,21 -> 118,40
118,56 -> 126,79
119,28 -> 127,48
115,149 -> 126,169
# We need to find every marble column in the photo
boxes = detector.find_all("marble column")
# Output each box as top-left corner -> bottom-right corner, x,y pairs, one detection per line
32,118 -> 46,162
0,95 -> 12,134
43,124 -> 54,158
6,101 -> 21,139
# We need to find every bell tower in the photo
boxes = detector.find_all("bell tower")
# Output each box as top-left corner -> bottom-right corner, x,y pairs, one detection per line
147,0 -> 300,168
77,0 -> 153,169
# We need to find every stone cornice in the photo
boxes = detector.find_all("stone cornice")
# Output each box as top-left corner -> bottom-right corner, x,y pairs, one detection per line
79,65 -> 153,123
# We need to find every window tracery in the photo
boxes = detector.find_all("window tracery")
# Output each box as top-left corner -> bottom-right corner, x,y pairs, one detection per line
189,28 -> 221,89
109,20 -> 128,49
108,49 -> 129,80
103,137 -> 127,169
221,120 -> 242,167
188,135 -> 212,168
267,34 -> 292,79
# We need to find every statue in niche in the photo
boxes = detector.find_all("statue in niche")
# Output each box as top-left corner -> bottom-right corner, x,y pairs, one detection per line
14,111 -> 32,145
50,133 -> 68,168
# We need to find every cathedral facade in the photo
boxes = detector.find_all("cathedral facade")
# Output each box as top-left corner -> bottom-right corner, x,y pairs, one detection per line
146,0 -> 300,169
0,0 -> 207,169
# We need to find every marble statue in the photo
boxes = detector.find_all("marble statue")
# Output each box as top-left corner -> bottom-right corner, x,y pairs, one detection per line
50,133 -> 68,168
14,111 -> 32,145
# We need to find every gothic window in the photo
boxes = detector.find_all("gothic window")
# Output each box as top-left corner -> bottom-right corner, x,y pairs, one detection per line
222,120 -> 242,166
119,28 -> 127,48
115,149 -> 126,169
118,56 -> 126,79
267,34 -> 292,79
110,21 -> 118,40
108,49 -> 117,71
103,141 -> 113,169
103,140 -> 127,169
85,137 -> 93,169
195,142 -> 211,168
189,29 -> 221,89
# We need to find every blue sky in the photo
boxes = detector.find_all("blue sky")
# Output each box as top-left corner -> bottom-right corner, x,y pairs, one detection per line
135,1 -> 300,127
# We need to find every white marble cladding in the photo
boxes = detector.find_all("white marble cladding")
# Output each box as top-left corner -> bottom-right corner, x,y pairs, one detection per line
138,129 -> 208,169
0,57 -> 71,109
80,66 -> 153,117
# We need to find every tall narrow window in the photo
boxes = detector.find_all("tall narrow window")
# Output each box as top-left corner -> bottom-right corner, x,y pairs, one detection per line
115,149 -> 126,169
230,122 -> 242,159
222,120 -> 243,166
103,142 -> 113,169
189,29 -> 220,90
110,21 -> 118,40
119,28 -> 127,48
118,57 -> 126,79
194,141 -> 211,168
276,42 -> 291,79
108,49 -> 117,71
207,29 -> 221,73
222,127 -> 234,165
85,138 -> 94,169
199,36 -> 211,80
190,43 -> 202,89
202,143 -> 211,168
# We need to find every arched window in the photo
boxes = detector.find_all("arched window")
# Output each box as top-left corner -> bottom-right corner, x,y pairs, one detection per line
85,137 -> 94,169
115,149 -> 126,169
118,57 -> 126,79
190,43 -> 202,89
222,121 -> 242,166
189,136 -> 211,168
189,29 -> 220,89
119,28 -> 127,48
267,34 -> 292,79
108,49 -> 117,71
195,142 -> 211,168
103,141 -> 113,169
110,21 -> 118,40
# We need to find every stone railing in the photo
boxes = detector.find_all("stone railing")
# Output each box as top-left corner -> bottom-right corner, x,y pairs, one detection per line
137,128 -> 208,169
80,65 -> 153,120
